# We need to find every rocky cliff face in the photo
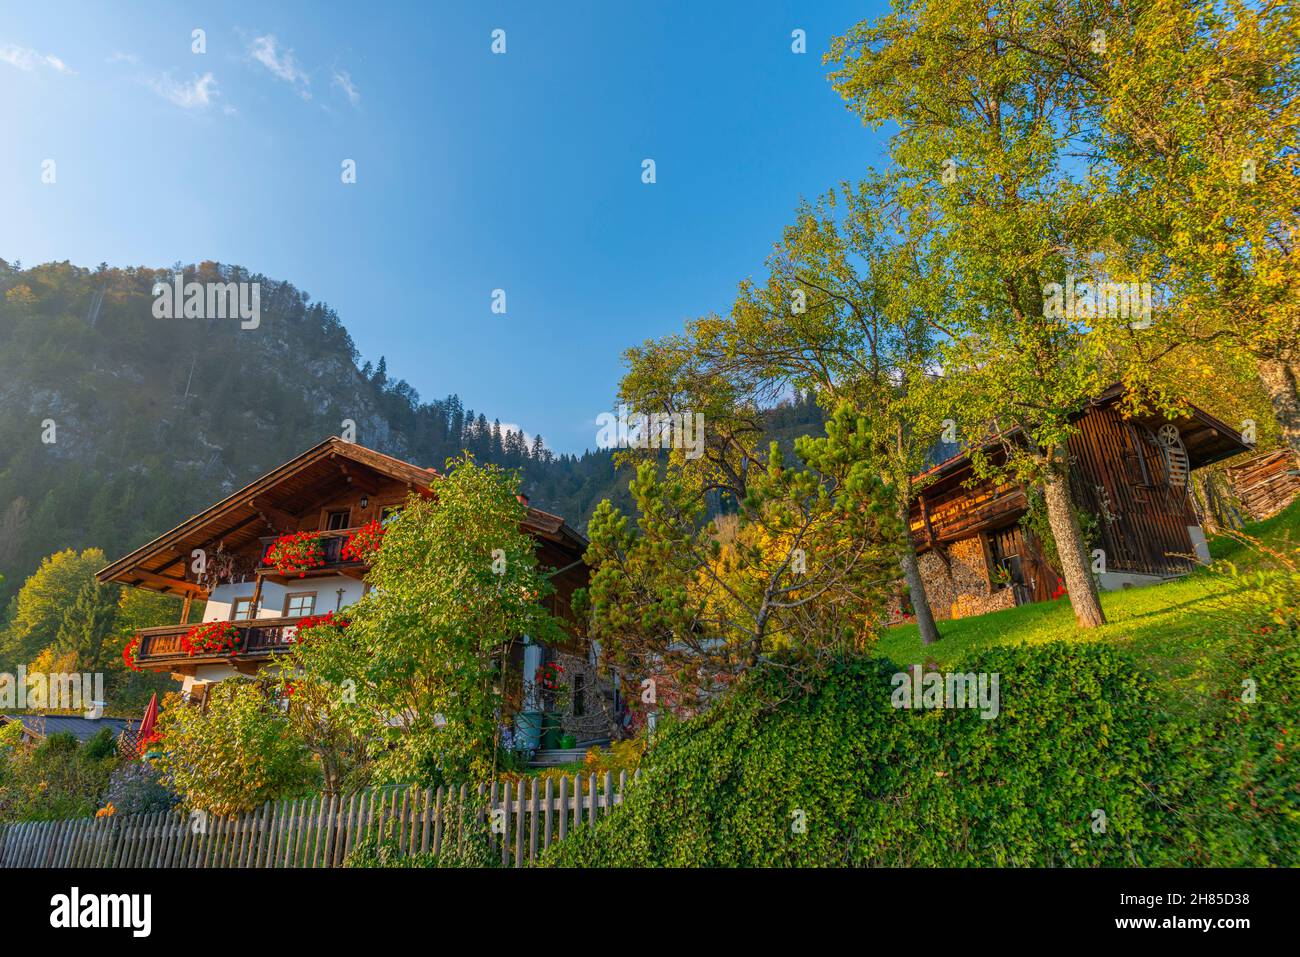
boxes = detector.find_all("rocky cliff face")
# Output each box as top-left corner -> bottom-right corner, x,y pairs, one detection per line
0,259 -> 420,601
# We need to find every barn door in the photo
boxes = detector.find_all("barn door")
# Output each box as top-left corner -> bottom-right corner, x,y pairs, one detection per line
990,527 -> 1031,606
990,525 -> 1061,605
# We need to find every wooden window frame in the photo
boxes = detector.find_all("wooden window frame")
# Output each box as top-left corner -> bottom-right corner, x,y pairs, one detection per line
282,591 -> 318,618
324,509 -> 351,531
230,597 -> 256,621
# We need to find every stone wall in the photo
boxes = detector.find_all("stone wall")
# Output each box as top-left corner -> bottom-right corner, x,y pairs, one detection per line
550,649 -> 620,743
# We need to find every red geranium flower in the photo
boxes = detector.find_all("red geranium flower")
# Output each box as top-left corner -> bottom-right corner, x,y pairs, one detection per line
122,634 -> 143,672
291,610 -> 349,642
342,520 -> 385,563
180,621 -> 241,657
264,531 -> 327,577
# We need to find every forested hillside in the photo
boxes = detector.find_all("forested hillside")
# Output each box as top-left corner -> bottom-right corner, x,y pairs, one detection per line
0,259 -> 824,608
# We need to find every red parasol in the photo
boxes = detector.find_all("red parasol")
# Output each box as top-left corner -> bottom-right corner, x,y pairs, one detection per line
136,693 -> 159,756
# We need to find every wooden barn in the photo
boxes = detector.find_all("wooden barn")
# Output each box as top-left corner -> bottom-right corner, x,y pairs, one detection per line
907,386 -> 1253,621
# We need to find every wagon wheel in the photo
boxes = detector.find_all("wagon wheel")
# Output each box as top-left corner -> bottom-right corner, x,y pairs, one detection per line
1156,424 -> 1190,489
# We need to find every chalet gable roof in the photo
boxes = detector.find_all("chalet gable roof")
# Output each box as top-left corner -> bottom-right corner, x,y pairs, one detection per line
96,437 -> 586,596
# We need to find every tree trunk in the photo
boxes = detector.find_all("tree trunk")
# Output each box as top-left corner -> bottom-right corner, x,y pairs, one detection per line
900,545 -> 942,644
893,477 -> 941,644
1041,460 -> 1106,629
896,489 -> 940,644
1257,357 -> 1300,459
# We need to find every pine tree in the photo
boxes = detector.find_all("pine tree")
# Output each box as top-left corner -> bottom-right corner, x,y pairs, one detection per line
491,418 -> 504,459
53,578 -> 121,671
448,395 -> 465,451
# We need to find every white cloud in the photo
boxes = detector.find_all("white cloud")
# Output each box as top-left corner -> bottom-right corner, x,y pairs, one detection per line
147,72 -> 219,109
248,34 -> 310,99
107,51 -> 140,65
0,43 -> 73,73
331,68 -> 359,106
498,423 -> 537,448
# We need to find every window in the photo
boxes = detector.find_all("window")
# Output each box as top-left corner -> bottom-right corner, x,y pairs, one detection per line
1124,423 -> 1155,487
380,505 -> 402,524
326,509 -> 351,530
572,673 -> 585,717
283,592 -> 317,618
1134,439 -> 1152,486
230,598 -> 256,620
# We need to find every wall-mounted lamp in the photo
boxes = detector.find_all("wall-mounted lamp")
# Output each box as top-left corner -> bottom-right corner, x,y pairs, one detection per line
359,495 -> 369,509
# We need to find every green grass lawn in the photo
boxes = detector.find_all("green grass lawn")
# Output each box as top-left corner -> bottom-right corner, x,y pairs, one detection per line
877,499 -> 1299,703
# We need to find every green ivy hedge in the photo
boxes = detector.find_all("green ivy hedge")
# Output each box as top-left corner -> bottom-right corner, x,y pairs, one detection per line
542,638 -> 1297,867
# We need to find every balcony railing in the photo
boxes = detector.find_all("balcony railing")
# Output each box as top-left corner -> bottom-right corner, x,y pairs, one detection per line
134,616 -> 302,668
256,527 -> 370,581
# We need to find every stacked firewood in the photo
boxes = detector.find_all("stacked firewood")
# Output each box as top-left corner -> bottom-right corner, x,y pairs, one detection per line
1222,450 -> 1300,521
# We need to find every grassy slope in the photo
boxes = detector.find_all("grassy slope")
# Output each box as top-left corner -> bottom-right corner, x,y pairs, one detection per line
877,500 -> 1299,700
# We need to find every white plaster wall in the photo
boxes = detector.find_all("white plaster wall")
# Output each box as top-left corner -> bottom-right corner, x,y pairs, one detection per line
181,665 -> 241,696
203,575 -> 366,621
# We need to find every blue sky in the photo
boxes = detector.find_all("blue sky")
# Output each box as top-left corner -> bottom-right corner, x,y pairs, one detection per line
1,1 -> 889,454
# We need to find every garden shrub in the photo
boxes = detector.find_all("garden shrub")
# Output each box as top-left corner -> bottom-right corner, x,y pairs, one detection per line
1159,625 -> 1300,866
542,642 -> 1298,867
1153,550 -> 1300,865
153,681 -> 316,816
496,736 -> 645,795
0,729 -> 120,822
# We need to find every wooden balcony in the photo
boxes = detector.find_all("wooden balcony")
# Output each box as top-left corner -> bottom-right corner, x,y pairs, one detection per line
910,483 -> 1028,551
134,617 -> 301,669
255,527 -> 370,584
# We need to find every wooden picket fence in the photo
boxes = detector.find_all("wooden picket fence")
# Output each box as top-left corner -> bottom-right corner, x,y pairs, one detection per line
0,770 -> 639,869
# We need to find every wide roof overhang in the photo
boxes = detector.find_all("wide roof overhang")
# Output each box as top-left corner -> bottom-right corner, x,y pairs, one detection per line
912,385 -> 1253,501
97,437 -> 587,597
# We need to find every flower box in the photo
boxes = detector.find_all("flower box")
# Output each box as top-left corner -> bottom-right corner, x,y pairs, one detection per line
180,621 -> 241,657
264,531 -> 327,578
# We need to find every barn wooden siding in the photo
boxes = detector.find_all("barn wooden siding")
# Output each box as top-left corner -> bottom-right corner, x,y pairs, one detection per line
987,525 -> 1061,603
1067,404 -> 1198,577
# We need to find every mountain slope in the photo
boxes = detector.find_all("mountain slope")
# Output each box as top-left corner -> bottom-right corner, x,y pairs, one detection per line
0,259 -> 632,604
